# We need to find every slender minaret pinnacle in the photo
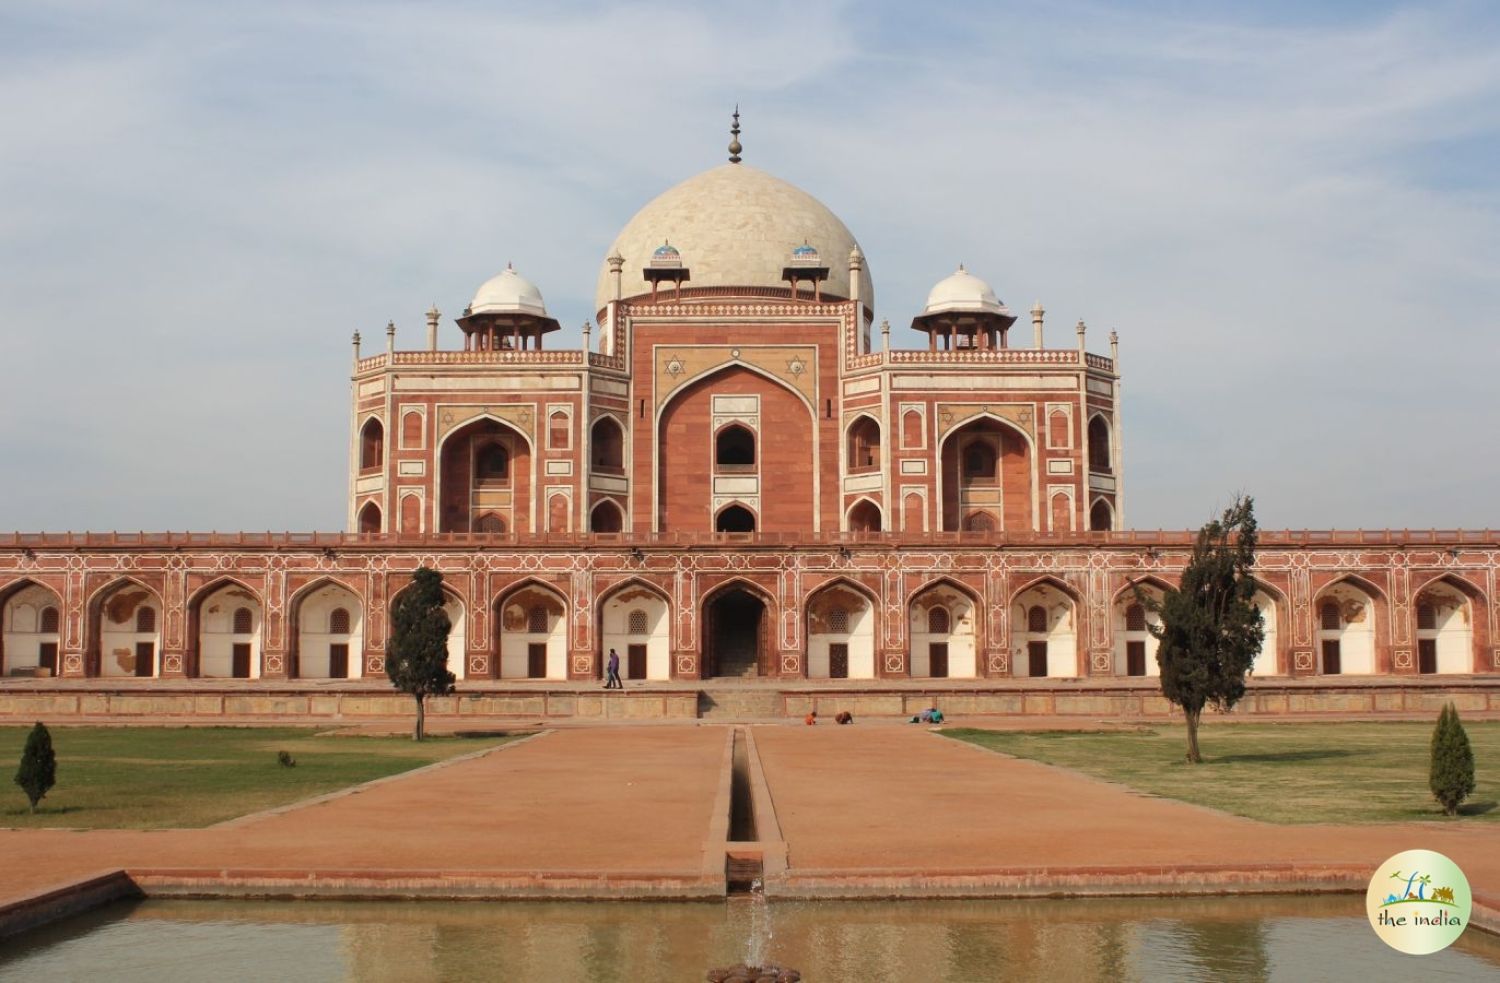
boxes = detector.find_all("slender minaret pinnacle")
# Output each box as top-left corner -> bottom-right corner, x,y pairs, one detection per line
728,106 -> 742,163
386,319 -> 396,356
425,304 -> 440,351
351,330 -> 361,366
880,318 -> 891,352
1031,301 -> 1045,348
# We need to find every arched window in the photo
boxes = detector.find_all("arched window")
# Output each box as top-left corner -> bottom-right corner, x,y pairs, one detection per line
476,443 -> 510,484
963,511 -> 995,532
715,425 -> 755,468
846,417 -> 881,471
590,500 -> 623,533
1088,416 -> 1111,473
1416,603 -> 1436,631
1125,603 -> 1146,632
40,606 -> 60,633
358,501 -> 382,535
591,416 -> 624,471
476,512 -> 506,534
360,418 -> 384,470
963,441 -> 996,480
715,504 -> 756,533
927,606 -> 950,634
1090,500 -> 1113,532
548,411 -> 570,450
329,607 -> 351,634
401,411 -> 423,448
232,607 -> 253,634
1319,601 -> 1341,631
1027,605 -> 1048,633
136,606 -> 156,633
627,609 -> 648,634
848,500 -> 882,533
527,606 -> 549,633
827,607 -> 850,634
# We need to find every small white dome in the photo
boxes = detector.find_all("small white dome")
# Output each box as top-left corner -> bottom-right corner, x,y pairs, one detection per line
468,265 -> 550,318
921,266 -> 1010,318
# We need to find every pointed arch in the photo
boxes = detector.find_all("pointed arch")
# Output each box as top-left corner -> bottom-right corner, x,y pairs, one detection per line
1314,572 -> 1387,603
1089,497 -> 1115,532
1010,575 -> 1082,678
590,498 -> 624,534
186,576 -> 264,679
435,413 -> 536,534
937,411 -> 1038,533
389,577 -> 469,680
87,576 -> 164,679
908,577 -> 982,679
1,578 -> 64,678
714,423 -> 756,467
846,497 -> 883,533
715,502 -> 757,533
1008,574 -> 1083,607
845,414 -> 882,473
1312,574 -> 1385,675
493,578 -> 569,680
1087,413 -> 1112,473
287,576 -> 365,679
805,576 -> 879,680
357,500 -> 382,535
702,576 -> 780,679
590,414 -> 625,472
1411,573 -> 1487,674
596,577 -> 673,682
1110,575 -> 1174,606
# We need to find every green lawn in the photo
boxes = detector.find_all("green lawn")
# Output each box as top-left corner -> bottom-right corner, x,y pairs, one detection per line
946,721 -> 1499,825
0,726 -> 518,829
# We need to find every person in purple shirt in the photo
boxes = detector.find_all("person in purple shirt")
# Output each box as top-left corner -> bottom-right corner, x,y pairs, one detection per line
604,648 -> 623,689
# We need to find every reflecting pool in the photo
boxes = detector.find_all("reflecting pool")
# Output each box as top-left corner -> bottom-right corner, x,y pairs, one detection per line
3,895 -> 1499,982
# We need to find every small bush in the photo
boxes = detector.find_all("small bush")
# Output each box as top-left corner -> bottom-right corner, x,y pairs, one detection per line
1430,702 -> 1476,817
277,750 -> 297,768
15,722 -> 57,813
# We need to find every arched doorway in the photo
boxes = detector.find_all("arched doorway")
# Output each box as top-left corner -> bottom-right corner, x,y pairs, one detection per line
292,581 -> 364,679
1314,579 -> 1378,674
909,581 -> 979,677
590,499 -> 624,533
494,583 -> 567,679
807,582 -> 876,679
598,582 -> 671,681
715,504 -> 756,533
191,581 -> 263,679
1010,580 -> 1079,678
1,581 -> 63,677
704,587 -> 767,678
92,580 -> 164,678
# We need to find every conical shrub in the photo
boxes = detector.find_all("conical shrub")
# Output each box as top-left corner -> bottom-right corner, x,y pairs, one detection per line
1429,702 -> 1475,817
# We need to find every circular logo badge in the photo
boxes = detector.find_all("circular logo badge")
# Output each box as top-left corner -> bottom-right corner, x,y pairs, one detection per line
1366,849 -> 1472,955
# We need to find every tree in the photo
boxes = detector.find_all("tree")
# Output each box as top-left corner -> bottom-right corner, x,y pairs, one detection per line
15,721 -> 57,813
1430,702 -> 1475,817
386,567 -> 454,741
1139,496 -> 1264,764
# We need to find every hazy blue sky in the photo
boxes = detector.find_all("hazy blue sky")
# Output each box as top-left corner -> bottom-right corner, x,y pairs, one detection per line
2,1 -> 1497,532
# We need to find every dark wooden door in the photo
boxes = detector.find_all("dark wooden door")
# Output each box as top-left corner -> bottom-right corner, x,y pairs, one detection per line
527,643 -> 547,679
39,642 -> 58,676
627,644 -> 647,680
329,643 -> 349,679
1027,641 -> 1048,677
829,643 -> 849,679
134,642 -> 154,677
1321,639 -> 1341,675
232,643 -> 252,679
1418,639 -> 1437,675
1126,641 -> 1146,677
928,642 -> 948,678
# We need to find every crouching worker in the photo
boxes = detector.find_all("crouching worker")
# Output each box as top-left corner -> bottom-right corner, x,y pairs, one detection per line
835,711 -> 854,725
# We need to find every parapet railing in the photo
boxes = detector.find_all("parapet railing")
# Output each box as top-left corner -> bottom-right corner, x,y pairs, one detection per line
355,350 -> 585,372
2,529 -> 1493,551
353,347 -> 1116,374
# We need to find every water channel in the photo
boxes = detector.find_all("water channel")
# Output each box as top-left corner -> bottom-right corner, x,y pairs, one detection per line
3,895 -> 1500,981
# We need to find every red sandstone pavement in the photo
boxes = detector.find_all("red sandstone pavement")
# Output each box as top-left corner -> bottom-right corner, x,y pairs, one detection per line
753,726 -> 1500,897
4,722 -> 1500,923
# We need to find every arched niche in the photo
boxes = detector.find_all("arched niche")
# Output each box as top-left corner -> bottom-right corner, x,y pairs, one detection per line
358,501 -> 382,536
1414,578 -> 1479,675
806,581 -> 876,679
438,416 -> 532,534
1,581 -> 63,677
1088,414 -> 1111,473
1313,579 -> 1379,675
940,415 -> 1033,532
1251,586 -> 1282,676
1010,579 -> 1079,678
390,581 -> 468,680
598,581 -> 671,681
293,581 -> 364,679
1112,581 -> 1166,677
494,582 -> 567,680
192,581 -> 263,679
715,504 -> 756,533
846,415 -> 881,473
590,499 -> 624,534
591,416 -> 625,473
847,499 -> 882,533
93,580 -> 163,678
908,581 -> 979,678
1090,498 -> 1114,532
360,417 -> 384,471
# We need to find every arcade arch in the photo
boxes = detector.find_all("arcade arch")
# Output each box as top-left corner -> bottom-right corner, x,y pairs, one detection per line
598,581 -> 671,681
908,581 -> 978,678
1314,579 -> 1379,675
495,582 -> 567,679
92,580 -> 163,678
1414,578 -> 1476,675
191,581 -> 262,679
806,581 -> 876,679
292,581 -> 364,679
1,581 -> 62,676
1010,579 -> 1079,678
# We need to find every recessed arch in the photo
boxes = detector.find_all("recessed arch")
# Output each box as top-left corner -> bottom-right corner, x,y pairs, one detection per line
1312,575 -> 1384,675
389,578 -> 469,680
846,497 -> 883,533
1112,578 -> 1169,677
88,577 -> 164,679
702,576 -> 778,679
435,413 -> 535,534
1411,574 -> 1486,674
937,412 -> 1038,533
590,498 -> 624,534
1089,497 -> 1115,532
845,414 -> 881,472
658,360 -> 818,421
714,423 -> 756,467
590,414 -> 625,472
288,576 -> 364,679
597,578 -> 673,682
493,578 -> 568,680
188,577 -> 264,680
715,503 -> 757,533
1,578 -> 64,678
1010,575 -> 1081,678
806,577 -> 878,679
908,577 -> 982,678
357,500 -> 382,535
1087,413 -> 1112,473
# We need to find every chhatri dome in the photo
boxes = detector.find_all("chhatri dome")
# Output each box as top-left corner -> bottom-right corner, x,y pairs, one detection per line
465,264 -> 552,320
595,115 -> 874,315
918,265 -> 1012,320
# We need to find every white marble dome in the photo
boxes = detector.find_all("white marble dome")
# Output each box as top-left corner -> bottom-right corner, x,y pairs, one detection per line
468,265 -> 550,318
595,163 -> 873,314
920,266 -> 1010,318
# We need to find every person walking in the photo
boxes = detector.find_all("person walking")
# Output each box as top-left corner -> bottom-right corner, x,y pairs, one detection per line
604,648 -> 623,689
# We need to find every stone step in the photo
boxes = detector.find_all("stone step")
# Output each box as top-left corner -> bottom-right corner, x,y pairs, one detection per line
697,689 -> 785,719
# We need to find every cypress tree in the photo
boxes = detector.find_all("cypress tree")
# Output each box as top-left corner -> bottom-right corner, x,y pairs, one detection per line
15,721 -> 57,813
1430,702 -> 1475,817
386,567 -> 454,741
1140,496 -> 1264,764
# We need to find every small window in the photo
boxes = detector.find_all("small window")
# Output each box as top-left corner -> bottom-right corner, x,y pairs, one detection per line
476,443 -> 510,484
627,609 -> 648,635
1416,603 -> 1436,631
527,606 -> 549,633
476,512 -> 506,534
40,606 -> 60,633
927,607 -> 950,634
591,416 -> 624,471
846,417 -> 881,472
963,511 -> 995,532
1088,416 -> 1111,473
329,607 -> 351,635
1319,601 -> 1341,631
136,606 -> 157,633
963,442 -> 996,479
828,607 -> 850,634
715,504 -> 756,533
1027,605 -> 1048,634
715,425 -> 755,467
1125,604 -> 1146,632
232,607 -> 253,634
360,418 -> 384,470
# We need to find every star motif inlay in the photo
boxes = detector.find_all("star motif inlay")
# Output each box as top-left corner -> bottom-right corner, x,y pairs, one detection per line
665,357 -> 685,377
786,357 -> 806,376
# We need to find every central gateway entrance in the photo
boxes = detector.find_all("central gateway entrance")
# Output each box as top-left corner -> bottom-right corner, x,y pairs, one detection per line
705,588 -> 766,678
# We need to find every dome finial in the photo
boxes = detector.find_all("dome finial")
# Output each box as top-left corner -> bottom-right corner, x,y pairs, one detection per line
728,105 -> 743,163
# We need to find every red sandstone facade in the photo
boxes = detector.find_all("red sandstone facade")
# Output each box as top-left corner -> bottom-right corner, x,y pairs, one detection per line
3,150 -> 1496,688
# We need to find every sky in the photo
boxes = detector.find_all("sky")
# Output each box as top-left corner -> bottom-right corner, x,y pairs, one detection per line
1,0 -> 1498,533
